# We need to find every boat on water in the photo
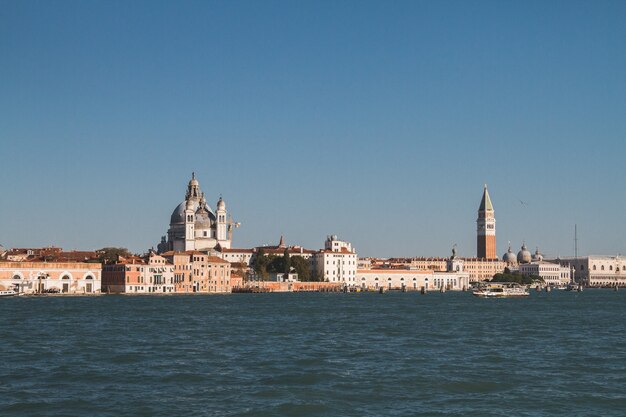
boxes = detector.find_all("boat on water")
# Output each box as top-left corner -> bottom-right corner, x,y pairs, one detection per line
565,282 -> 583,292
0,290 -> 19,297
473,283 -> 529,298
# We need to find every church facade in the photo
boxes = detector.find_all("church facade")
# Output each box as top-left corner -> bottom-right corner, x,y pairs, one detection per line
158,173 -> 238,253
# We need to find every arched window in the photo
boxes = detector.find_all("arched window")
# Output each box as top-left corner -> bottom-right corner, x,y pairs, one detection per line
609,266 -> 613,271
12,274 -> 21,280
61,275 -> 70,280
593,265 -> 596,271
601,265 -> 605,271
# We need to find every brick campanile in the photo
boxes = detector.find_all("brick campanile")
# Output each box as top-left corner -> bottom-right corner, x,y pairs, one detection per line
477,184 -> 496,259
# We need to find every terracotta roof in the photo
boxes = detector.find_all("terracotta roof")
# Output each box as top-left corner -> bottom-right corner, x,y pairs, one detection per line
183,250 -> 209,255
221,248 -> 255,254
206,256 -> 230,264
319,248 -> 354,254
357,269 -> 431,274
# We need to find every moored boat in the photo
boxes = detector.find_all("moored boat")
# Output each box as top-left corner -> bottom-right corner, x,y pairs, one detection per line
0,290 -> 19,297
473,283 -> 529,298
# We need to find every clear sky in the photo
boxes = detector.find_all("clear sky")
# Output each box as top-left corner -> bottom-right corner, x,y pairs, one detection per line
1,0 -> 625,258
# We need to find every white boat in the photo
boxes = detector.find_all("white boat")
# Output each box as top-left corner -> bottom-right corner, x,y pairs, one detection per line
0,290 -> 19,297
473,283 -> 529,298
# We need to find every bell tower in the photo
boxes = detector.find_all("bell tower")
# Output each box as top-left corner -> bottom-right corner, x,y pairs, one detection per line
477,184 -> 496,259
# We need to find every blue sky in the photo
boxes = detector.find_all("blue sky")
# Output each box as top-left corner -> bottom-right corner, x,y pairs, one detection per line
1,0 -> 625,258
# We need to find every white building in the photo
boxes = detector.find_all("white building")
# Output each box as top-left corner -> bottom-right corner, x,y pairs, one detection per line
158,173 -> 239,253
0,261 -> 101,294
355,269 -> 469,291
518,262 -> 570,287
269,272 -> 299,282
550,256 -> 626,287
312,235 -> 358,284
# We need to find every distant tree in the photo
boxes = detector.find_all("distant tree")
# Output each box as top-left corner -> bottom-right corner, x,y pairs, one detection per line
283,249 -> 291,276
252,250 -> 271,280
266,255 -> 282,274
97,247 -> 131,265
492,272 -> 543,285
290,256 -> 311,281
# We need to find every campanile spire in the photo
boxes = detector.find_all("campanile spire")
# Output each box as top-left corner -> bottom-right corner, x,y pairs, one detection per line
477,184 -> 496,259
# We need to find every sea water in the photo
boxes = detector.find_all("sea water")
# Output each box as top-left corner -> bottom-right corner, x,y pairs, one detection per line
1,291 -> 625,416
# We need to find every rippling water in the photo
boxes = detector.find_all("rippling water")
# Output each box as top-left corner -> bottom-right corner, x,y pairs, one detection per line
1,291 -> 625,416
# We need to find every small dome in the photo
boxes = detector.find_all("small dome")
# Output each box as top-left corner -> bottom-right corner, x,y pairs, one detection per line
532,247 -> 543,262
217,196 -> 225,210
189,172 -> 199,187
517,243 -> 532,264
503,245 -> 516,264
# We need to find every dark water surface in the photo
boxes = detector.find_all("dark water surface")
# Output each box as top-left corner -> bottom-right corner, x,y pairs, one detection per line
1,291 -> 625,416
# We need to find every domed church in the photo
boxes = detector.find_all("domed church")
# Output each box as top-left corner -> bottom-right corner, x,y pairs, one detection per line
158,173 -> 238,253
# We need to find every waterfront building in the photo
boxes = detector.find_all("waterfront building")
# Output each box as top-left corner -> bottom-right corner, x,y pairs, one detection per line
102,252 -> 174,294
549,256 -> 626,287
517,261 -> 570,287
356,250 -> 470,290
161,251 -> 232,293
312,235 -> 358,284
0,261 -> 101,294
364,255 -> 504,283
103,251 -> 232,293
356,269 -> 470,291
158,173 -> 238,253
230,272 -> 244,289
477,184 -> 497,259
269,272 -> 299,282
461,258 -> 507,282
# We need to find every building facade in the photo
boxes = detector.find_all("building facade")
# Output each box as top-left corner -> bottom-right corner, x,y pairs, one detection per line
550,256 -> 626,287
355,269 -> 470,291
103,251 -> 232,294
0,261 -> 101,294
312,235 -> 358,284
102,253 -> 175,294
518,262 -> 571,287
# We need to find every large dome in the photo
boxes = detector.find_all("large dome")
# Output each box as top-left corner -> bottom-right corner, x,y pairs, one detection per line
503,245 -> 516,264
170,200 -> 214,225
517,243 -> 532,264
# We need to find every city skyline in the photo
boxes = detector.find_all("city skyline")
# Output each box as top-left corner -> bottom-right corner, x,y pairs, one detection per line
2,1 -> 625,257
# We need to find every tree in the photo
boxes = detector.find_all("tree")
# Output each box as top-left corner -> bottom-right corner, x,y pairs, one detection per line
492,272 -> 543,285
252,250 -> 271,280
290,256 -> 311,281
97,247 -> 131,265
283,249 -> 291,276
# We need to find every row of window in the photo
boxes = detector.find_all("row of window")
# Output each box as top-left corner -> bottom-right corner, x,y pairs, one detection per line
13,274 -> 95,280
